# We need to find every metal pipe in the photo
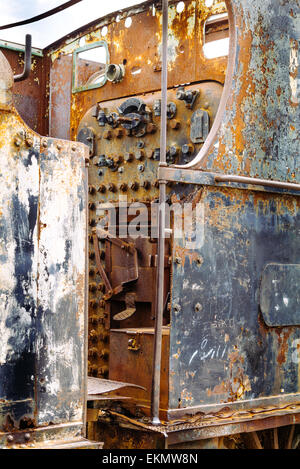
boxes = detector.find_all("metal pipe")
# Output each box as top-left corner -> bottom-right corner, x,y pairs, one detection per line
214,174 -> 300,191
151,0 -> 168,426
14,35 -> 32,82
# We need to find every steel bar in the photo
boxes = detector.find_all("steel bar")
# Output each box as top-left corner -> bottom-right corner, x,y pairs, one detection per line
151,0 -> 168,426
214,174 -> 300,191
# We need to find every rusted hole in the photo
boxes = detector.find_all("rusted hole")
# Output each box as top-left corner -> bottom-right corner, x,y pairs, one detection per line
125,17 -> 132,28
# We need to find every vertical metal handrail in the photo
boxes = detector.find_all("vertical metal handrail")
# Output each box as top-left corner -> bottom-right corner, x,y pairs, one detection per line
151,0 -> 168,425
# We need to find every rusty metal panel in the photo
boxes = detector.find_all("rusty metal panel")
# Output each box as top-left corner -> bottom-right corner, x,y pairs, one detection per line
0,49 -> 89,445
169,185 -> 300,410
35,137 -> 87,426
192,0 -> 300,184
109,327 -> 170,415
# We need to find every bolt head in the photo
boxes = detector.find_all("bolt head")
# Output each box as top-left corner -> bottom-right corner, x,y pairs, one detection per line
135,150 -> 144,160
25,137 -> 34,147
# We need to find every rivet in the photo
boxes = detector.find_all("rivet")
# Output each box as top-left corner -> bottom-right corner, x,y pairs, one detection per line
25,137 -> 34,147
108,183 -> 116,192
194,303 -> 202,312
89,329 -> 98,339
138,164 -> 145,172
7,435 -> 14,443
89,300 -> 98,309
42,140 -> 47,148
100,349 -> 109,358
119,183 -> 128,192
88,347 -> 98,358
130,181 -> 139,191
98,184 -> 106,193
91,315 -> 99,325
24,433 -> 31,441
124,152 -> 134,162
103,130 -> 112,140
56,143 -> 62,150
71,145 -> 77,151
182,143 -> 194,155
173,304 -> 181,313
114,155 -> 123,164
88,185 -> 96,194
100,365 -> 109,377
14,137 -> 22,147
142,180 -> 150,189
175,256 -> 182,264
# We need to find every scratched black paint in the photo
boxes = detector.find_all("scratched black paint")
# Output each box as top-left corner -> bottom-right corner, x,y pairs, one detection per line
170,186 -> 300,409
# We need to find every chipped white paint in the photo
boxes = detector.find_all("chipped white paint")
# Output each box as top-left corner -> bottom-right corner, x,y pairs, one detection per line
290,38 -> 300,106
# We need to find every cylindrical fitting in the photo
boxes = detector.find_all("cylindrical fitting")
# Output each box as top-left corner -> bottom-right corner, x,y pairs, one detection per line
106,63 -> 125,83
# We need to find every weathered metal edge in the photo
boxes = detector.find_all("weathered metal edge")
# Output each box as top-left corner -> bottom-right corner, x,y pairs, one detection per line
167,392 -> 300,419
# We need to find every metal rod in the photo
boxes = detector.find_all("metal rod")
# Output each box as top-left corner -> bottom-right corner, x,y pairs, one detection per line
14,35 -> 32,82
214,174 -> 300,191
151,0 -> 168,425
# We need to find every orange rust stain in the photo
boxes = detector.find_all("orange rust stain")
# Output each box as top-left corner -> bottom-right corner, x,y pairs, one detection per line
276,329 -> 292,366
